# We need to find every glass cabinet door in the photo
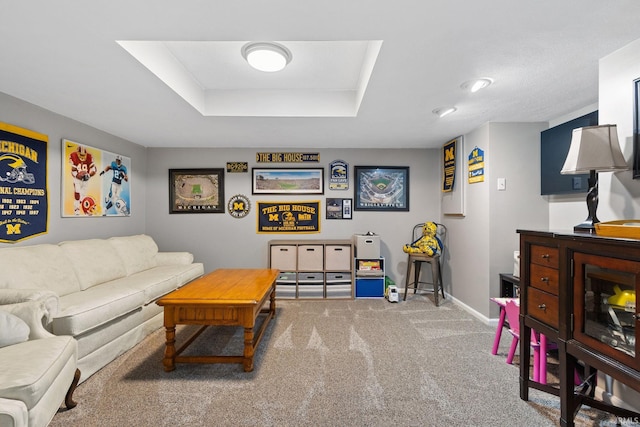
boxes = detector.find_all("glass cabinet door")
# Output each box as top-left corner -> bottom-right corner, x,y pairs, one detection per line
572,252 -> 638,369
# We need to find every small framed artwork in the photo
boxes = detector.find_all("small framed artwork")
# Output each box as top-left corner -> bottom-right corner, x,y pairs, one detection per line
169,168 -> 225,213
252,168 -> 324,195
326,198 -> 353,219
354,166 -> 409,211
633,77 -> 640,179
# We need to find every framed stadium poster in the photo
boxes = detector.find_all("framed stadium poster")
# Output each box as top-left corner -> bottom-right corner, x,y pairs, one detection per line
169,168 -> 225,213
252,168 -> 324,195
354,166 -> 409,211
62,140 -> 131,217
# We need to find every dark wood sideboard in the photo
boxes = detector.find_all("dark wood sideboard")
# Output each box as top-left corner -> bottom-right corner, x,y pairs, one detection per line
518,230 -> 640,426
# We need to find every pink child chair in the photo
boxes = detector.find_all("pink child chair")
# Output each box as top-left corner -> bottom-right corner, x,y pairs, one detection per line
502,299 -> 581,385
503,299 -> 542,382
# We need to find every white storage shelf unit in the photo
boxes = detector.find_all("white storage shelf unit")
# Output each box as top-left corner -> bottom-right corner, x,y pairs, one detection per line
269,239 -> 353,299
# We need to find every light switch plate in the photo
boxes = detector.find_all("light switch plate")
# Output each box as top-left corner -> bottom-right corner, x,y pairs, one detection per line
572,177 -> 582,190
497,178 -> 506,191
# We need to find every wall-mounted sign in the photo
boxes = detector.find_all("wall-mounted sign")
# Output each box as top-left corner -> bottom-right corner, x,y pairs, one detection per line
227,194 -> 251,219
468,146 -> 485,184
329,159 -> 349,190
226,162 -> 248,173
256,152 -> 320,163
0,122 -> 48,243
257,200 -> 320,233
442,138 -> 456,192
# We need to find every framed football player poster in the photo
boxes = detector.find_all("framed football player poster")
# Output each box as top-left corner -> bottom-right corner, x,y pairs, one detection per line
62,140 -> 131,217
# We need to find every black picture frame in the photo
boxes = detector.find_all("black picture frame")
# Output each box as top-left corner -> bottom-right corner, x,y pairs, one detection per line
326,198 -> 353,220
169,168 -> 225,213
633,78 -> 640,179
252,168 -> 324,195
354,166 -> 409,211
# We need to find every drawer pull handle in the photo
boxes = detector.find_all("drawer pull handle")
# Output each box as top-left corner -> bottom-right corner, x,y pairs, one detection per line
538,304 -> 547,312
540,277 -> 549,283
541,254 -> 550,259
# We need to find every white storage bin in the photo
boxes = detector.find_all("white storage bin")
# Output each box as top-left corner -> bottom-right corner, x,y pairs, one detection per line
298,245 -> 324,271
270,245 -> 297,271
353,234 -> 380,259
325,245 -> 352,270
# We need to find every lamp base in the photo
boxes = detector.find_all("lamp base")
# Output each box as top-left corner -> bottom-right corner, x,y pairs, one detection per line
573,221 -> 597,234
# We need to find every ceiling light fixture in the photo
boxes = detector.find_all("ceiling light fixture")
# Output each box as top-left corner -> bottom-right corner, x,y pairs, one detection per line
241,42 -> 292,72
461,78 -> 493,93
432,107 -> 457,118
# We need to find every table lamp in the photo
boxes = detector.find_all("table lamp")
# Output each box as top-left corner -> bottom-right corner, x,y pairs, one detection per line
560,124 -> 628,233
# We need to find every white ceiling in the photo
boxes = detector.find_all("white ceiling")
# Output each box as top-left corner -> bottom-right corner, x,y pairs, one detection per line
2,1 -> 640,149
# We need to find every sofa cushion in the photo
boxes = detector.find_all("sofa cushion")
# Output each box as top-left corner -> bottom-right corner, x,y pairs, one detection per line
114,264 -> 203,304
59,239 -> 127,290
0,311 -> 30,348
108,235 -> 158,276
74,307 -> 142,359
52,283 -> 145,336
0,336 -> 77,410
0,244 -> 81,296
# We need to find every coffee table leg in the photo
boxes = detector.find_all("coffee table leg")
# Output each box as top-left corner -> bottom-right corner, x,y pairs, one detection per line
270,285 -> 276,317
243,326 -> 254,372
163,325 -> 176,372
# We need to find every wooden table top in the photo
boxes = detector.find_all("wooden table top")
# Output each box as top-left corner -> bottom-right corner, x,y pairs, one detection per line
157,268 -> 279,306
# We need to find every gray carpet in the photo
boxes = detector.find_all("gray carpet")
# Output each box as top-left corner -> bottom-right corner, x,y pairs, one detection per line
50,296 -> 628,427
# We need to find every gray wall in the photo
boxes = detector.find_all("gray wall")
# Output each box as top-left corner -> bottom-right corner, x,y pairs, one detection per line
442,122 -> 549,320
0,89 -> 554,320
0,92 -> 147,244
144,147 -> 440,285
548,37 -> 640,228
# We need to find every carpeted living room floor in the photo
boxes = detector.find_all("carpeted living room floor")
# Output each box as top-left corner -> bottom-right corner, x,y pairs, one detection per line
50,295 -> 635,427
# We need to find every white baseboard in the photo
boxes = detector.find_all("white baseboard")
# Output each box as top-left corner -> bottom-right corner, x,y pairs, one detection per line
445,294 -> 497,327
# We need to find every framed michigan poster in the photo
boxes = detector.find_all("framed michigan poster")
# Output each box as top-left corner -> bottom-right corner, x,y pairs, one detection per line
169,168 -> 225,213
62,140 -> 131,216
0,122 -> 48,243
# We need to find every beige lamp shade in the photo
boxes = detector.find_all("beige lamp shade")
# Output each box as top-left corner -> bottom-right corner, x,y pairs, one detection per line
560,125 -> 628,174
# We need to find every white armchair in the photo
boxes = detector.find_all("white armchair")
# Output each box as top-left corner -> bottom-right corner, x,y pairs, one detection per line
0,291 -> 79,427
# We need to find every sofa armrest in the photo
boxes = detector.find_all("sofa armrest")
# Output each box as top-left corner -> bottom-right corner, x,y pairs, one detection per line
0,299 -> 55,340
0,289 -> 58,317
155,252 -> 194,266
0,398 -> 28,427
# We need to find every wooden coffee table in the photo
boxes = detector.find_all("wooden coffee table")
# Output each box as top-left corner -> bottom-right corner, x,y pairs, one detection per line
156,268 -> 279,372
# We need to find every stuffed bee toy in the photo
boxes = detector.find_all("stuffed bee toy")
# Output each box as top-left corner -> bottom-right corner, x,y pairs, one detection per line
403,222 -> 442,256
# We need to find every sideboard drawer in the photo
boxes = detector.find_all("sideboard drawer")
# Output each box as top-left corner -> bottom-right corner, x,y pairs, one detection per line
527,287 -> 559,329
529,263 -> 559,295
530,245 -> 559,269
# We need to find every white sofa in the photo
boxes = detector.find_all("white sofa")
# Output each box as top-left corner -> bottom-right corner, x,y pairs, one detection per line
0,294 -> 80,427
0,234 -> 204,384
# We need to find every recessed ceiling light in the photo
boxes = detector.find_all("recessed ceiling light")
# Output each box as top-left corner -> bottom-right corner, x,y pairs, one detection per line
241,42 -> 292,72
461,78 -> 493,93
432,107 -> 457,118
